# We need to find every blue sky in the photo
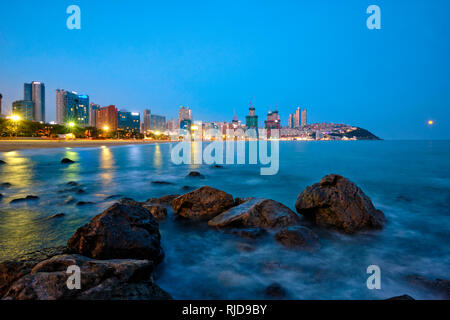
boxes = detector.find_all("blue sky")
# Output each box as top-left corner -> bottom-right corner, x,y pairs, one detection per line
0,0 -> 449,139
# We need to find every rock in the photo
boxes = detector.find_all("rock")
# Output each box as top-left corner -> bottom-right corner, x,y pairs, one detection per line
144,194 -> 180,207
208,198 -> 300,229
172,186 -> 234,220
67,199 -> 163,263
404,274 -> 450,299
151,181 -> 175,185
264,283 -> 287,298
0,246 -> 68,297
0,193 -> 3,199
230,228 -> 268,239
75,189 -> 85,194
1,182 -> 12,188
295,174 -> 385,234
274,226 -> 320,251
10,195 -> 39,204
104,194 -> 122,200
61,158 -> 75,164
76,201 -> 95,206
142,205 -> 167,221
212,164 -> 224,169
386,294 -> 415,300
187,171 -> 205,179
66,181 -> 80,186
63,196 -> 76,205
181,185 -> 194,191
46,213 -> 66,220
2,254 -> 171,300
0,160 -> 6,165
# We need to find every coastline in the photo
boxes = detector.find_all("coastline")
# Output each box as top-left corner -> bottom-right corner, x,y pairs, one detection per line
0,139 -> 172,152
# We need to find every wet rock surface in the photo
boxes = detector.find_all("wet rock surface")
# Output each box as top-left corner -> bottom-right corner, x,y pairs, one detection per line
187,171 -> 205,179
172,186 -> 234,220
274,226 -> 320,251
2,254 -> 171,300
264,283 -> 287,299
61,158 -> 75,164
295,174 -> 385,234
208,198 -> 300,229
67,199 -> 164,263
386,294 -> 415,300
404,274 -> 450,299
10,195 -> 39,203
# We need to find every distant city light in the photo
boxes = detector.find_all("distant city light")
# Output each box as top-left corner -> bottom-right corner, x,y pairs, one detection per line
191,125 -> 199,131
428,120 -> 434,125
154,130 -> 161,136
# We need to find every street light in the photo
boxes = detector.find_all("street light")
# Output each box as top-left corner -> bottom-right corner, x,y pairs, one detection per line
103,125 -> 109,131
11,115 -> 21,122
68,122 -> 75,128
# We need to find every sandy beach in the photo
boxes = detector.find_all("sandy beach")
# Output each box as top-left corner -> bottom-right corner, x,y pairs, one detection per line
0,139 -> 171,152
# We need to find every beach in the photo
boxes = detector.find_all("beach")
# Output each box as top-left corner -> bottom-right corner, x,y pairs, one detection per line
0,139 -> 170,152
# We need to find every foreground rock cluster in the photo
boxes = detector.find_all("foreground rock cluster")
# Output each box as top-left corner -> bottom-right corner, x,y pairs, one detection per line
0,173 -> 401,300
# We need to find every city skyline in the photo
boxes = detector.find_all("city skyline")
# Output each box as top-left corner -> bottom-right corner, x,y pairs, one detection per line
0,1 -> 449,139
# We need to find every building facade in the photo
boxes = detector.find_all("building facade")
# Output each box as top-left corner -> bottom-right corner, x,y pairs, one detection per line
0,93 -> 2,116
56,89 -> 89,126
178,106 -> 192,127
89,103 -> 100,127
12,100 -> 34,121
150,114 -> 166,131
118,111 -> 140,134
302,109 -> 307,126
264,110 -> 281,129
245,106 -> 258,129
96,105 -> 118,131
294,107 -> 301,128
143,109 -> 151,133
24,82 -> 45,122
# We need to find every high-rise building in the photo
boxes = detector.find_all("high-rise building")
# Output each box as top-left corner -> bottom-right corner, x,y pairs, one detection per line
89,103 -> 100,127
301,109 -> 307,126
288,114 -> 294,128
167,118 -> 176,131
12,100 -> 34,121
96,105 -> 118,131
245,104 -> 258,129
143,109 -> 151,133
118,111 -> 140,134
150,114 -> 166,131
56,89 -> 89,126
264,109 -> 281,129
0,93 -> 2,116
178,106 -> 192,125
294,107 -> 301,128
24,82 -> 45,122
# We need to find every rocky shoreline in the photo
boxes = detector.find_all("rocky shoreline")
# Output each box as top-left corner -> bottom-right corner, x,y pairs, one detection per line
1,172 -> 448,300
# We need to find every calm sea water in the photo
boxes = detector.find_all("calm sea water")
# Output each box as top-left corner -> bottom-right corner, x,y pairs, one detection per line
0,141 -> 449,299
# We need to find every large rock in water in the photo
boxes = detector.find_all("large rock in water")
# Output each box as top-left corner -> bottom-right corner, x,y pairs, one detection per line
67,199 -> 163,263
2,254 -> 171,300
172,186 -> 234,220
295,174 -> 385,234
208,198 -> 300,228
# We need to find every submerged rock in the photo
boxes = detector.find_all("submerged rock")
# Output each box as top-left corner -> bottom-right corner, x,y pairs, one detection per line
142,205 -> 167,221
386,294 -> 415,300
208,198 -> 300,229
274,226 -> 320,251
172,186 -> 234,220
230,228 -> 268,239
295,174 -> 385,234
2,254 -> 171,300
46,213 -> 66,220
186,171 -> 205,179
61,158 -> 75,164
0,160 -> 6,165
151,181 -> 175,185
76,201 -> 95,206
145,194 -> 180,206
104,194 -> 122,200
67,199 -> 163,263
10,195 -> 39,204
66,181 -> 80,187
1,182 -> 12,188
404,274 -> 450,299
264,283 -> 287,299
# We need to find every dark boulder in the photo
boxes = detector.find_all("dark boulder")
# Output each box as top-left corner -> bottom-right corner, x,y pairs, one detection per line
386,294 -> 415,300
208,198 -> 300,229
46,213 -> 66,220
10,195 -> 39,204
2,254 -> 171,300
295,174 -> 385,234
61,158 -> 75,164
0,160 -> 6,165
67,199 -> 163,263
212,165 -> 224,169
66,181 -> 80,187
1,183 -> 12,188
145,194 -> 180,207
172,186 -> 234,220
76,201 -> 94,206
264,283 -> 287,299
274,226 -> 320,251
104,194 -> 122,200
187,171 -> 205,179
404,274 -> 450,299
151,181 -> 175,185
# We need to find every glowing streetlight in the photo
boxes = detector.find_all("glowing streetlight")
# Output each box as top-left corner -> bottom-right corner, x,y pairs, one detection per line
68,122 -> 75,128
154,130 -> 161,136
11,115 -> 21,122
103,125 -> 110,132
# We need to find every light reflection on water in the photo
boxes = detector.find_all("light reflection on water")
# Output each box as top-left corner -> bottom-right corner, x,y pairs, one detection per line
0,141 -> 449,299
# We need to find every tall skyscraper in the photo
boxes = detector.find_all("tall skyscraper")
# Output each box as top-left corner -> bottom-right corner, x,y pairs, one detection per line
89,103 -> 100,127
118,111 -> 140,134
150,114 -> 166,131
96,105 -> 118,131
301,109 -> 307,126
24,82 -> 45,122
56,89 -> 89,126
178,106 -> 192,126
245,104 -> 258,129
12,100 -> 34,121
143,109 -> 151,133
288,114 -> 294,128
264,110 -> 281,129
294,107 -> 301,128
